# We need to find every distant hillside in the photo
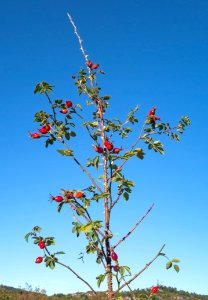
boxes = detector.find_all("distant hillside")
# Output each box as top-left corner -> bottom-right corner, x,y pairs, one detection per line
0,284 -> 208,300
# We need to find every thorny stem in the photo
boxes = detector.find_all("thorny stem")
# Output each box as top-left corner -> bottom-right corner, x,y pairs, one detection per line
67,13 -> 89,64
112,203 -> 154,250
116,244 -> 166,293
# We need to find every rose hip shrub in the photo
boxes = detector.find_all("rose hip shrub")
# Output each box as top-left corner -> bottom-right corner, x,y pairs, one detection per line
25,14 -> 190,300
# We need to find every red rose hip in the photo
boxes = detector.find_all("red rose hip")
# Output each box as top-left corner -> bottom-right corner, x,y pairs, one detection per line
111,251 -> 118,261
104,139 -> 114,151
87,61 -> 93,68
148,107 -> 156,116
65,101 -> 72,108
113,265 -> 119,272
93,145 -> 104,153
35,256 -> 43,264
39,241 -> 45,249
30,132 -> 41,139
92,64 -> 99,69
50,195 -> 63,202
75,191 -> 84,198
113,147 -> 122,154
60,108 -> 68,114
151,286 -> 159,293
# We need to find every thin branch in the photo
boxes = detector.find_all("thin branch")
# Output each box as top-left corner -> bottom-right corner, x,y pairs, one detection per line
60,138 -> 103,194
116,244 -> 165,292
44,245 -> 97,295
56,260 -> 97,295
112,203 -> 154,250
111,191 -> 123,209
72,155 -> 103,194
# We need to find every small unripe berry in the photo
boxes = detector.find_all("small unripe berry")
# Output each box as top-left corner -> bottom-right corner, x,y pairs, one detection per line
39,241 -> 45,249
65,100 -> 72,108
111,251 -> 118,261
35,256 -> 43,264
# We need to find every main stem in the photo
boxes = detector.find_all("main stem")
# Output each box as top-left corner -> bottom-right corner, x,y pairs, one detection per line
97,100 -> 113,299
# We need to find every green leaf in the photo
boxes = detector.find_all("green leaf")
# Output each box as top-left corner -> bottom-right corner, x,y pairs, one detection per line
70,131 -> 76,137
33,238 -> 40,244
34,82 -> 54,94
166,261 -> 173,269
123,192 -> 129,201
96,274 -> 106,287
119,266 -> 125,276
33,226 -> 41,233
174,264 -> 180,273
57,202 -> 64,213
55,251 -> 65,255
93,156 -> 99,170
57,149 -> 74,156
134,148 -> 145,159
49,260 -> 55,270
75,103 -> 83,110
102,95 -> 111,100
123,266 -> 131,275
24,233 -> 31,242
172,258 -> 180,263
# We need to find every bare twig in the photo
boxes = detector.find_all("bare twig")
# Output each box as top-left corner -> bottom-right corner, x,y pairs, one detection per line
112,203 -> 154,250
67,13 -> 88,63
116,244 -> 165,292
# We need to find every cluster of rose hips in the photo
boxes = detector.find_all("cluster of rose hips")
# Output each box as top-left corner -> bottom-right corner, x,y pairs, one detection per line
60,100 -> 73,114
35,241 -> 46,264
93,139 -> 122,155
147,107 -> 161,127
50,190 -> 85,203
110,251 -> 120,272
30,100 -> 73,139
30,124 -> 50,139
87,60 -> 99,70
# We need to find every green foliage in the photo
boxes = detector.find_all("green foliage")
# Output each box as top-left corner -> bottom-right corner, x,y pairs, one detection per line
34,82 -> 54,94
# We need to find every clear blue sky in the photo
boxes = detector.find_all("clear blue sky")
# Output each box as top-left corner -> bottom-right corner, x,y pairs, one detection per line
0,0 -> 207,296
